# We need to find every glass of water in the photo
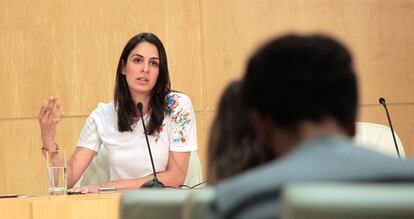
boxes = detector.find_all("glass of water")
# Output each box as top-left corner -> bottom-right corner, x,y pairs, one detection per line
46,150 -> 67,195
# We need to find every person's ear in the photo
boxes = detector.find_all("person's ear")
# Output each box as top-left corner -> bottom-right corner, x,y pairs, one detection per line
249,110 -> 274,148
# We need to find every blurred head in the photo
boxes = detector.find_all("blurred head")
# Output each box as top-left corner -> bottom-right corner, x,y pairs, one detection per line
207,81 -> 273,184
241,34 -> 358,150
114,33 -> 171,133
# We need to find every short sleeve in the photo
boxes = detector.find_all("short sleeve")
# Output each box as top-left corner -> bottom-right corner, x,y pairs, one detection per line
166,93 -> 198,152
76,112 -> 102,152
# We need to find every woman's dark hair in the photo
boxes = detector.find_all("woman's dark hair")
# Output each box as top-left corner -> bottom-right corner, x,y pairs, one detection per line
207,81 -> 273,184
114,32 -> 171,134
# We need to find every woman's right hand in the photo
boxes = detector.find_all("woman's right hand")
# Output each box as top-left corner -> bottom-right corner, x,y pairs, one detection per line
38,96 -> 64,148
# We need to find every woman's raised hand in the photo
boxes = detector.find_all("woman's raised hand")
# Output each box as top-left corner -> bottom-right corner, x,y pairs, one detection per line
38,96 -> 64,149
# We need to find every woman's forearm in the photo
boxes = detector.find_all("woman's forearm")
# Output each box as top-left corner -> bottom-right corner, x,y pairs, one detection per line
66,148 -> 97,188
106,169 -> 186,190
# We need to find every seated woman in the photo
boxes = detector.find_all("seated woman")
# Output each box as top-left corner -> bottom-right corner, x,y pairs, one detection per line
38,32 -> 198,193
207,81 -> 273,184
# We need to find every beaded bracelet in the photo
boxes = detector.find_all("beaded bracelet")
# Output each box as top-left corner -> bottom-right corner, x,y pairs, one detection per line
41,143 -> 60,153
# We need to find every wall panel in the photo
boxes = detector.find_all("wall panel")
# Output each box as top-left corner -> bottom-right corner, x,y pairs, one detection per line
0,116 -> 84,195
0,0 -> 203,118
201,0 -> 414,109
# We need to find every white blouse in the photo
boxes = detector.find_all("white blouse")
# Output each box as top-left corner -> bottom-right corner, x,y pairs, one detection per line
76,92 -> 198,180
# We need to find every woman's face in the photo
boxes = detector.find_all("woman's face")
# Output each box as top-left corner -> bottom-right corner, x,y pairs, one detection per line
123,41 -> 160,96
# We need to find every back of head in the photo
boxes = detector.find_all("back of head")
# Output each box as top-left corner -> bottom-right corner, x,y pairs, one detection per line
241,34 -> 358,133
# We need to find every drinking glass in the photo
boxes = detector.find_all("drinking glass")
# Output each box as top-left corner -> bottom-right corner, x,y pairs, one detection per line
46,150 -> 67,195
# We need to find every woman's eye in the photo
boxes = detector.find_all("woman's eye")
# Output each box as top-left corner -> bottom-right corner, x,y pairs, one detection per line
150,61 -> 159,67
133,59 -> 142,64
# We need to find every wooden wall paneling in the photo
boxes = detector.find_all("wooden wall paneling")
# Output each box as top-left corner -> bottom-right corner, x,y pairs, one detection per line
202,0 -> 344,110
0,119 -> 47,194
0,116 -> 86,195
0,118 -> 46,195
201,0 -> 414,108
0,0 -> 204,118
161,0 -> 204,111
0,0 -> 59,118
353,0 -> 414,105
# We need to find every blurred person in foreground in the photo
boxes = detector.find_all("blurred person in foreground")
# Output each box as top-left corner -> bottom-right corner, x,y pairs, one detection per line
207,81 -> 273,185
211,34 -> 414,219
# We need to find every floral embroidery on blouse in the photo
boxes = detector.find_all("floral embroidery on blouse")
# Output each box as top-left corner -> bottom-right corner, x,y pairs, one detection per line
157,126 -> 164,133
153,93 -> 191,143
153,122 -> 166,143
166,93 -> 191,144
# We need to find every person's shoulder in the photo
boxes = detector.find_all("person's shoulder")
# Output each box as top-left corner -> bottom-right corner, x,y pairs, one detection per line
166,91 -> 193,113
91,101 -> 115,117
214,162 -> 282,218
95,101 -> 114,109
166,91 -> 192,103
218,161 -> 281,195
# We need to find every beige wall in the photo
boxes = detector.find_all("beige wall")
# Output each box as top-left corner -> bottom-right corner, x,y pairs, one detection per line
1,0 -> 413,195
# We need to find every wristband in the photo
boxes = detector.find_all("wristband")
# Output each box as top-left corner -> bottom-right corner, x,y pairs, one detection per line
41,143 -> 60,153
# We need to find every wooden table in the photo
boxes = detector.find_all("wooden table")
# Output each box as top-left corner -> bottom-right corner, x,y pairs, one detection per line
0,193 -> 121,219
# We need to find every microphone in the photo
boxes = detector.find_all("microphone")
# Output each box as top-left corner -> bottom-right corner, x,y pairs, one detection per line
137,102 -> 165,188
378,97 -> 401,158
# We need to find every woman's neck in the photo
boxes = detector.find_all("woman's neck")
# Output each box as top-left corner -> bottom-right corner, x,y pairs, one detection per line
131,93 -> 151,115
